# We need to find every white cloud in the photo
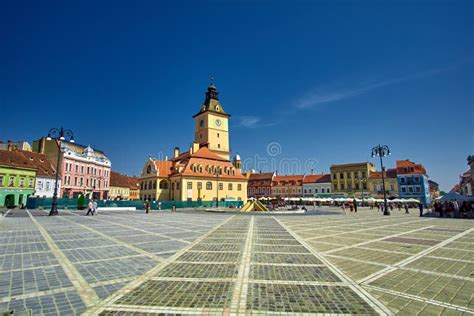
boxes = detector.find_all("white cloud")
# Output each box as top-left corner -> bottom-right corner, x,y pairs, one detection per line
295,58 -> 473,110
235,116 -> 277,128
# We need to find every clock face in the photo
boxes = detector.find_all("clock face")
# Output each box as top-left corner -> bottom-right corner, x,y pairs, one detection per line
215,119 -> 222,126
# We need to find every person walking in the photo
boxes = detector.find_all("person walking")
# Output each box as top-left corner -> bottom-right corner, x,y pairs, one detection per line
86,200 -> 94,216
93,200 -> 98,215
418,202 -> 424,217
353,199 -> 358,213
404,203 -> 409,214
453,200 -> 460,218
144,200 -> 150,214
341,203 -> 346,213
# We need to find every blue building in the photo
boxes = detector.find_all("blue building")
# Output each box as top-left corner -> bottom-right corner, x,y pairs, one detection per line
397,160 -> 431,206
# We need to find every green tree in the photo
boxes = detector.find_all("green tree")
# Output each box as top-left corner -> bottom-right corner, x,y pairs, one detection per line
77,194 -> 86,210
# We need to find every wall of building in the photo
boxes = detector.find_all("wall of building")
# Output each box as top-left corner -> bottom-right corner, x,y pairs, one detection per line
302,183 -> 332,196
330,164 -> 375,196
398,174 -> 431,206
35,177 -> 60,198
0,166 -> 36,207
109,186 -> 131,200
167,177 -> 247,202
368,178 -> 399,197
61,156 -> 111,199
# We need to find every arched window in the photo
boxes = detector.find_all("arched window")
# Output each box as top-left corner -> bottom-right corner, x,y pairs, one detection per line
206,182 -> 212,190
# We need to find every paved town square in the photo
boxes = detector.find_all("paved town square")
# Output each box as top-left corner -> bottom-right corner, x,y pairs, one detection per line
0,208 -> 472,315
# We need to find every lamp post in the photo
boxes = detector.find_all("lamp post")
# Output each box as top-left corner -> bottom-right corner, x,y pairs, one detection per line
46,127 -> 75,216
361,177 -> 367,207
371,145 -> 391,215
215,168 -> 221,208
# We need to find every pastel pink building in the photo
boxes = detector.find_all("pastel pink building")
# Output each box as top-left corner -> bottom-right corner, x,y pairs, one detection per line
33,138 -> 112,199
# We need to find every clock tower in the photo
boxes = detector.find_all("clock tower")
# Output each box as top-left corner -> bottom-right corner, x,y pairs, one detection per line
193,82 -> 230,160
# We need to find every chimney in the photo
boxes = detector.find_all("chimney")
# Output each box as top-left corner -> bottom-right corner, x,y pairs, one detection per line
38,137 -> 46,154
174,147 -> 180,158
165,155 -> 168,161
192,142 -> 200,154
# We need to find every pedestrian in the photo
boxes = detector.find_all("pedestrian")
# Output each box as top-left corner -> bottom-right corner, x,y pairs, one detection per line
144,200 -> 149,214
404,203 -> 409,214
353,199 -> 358,213
93,200 -> 98,215
86,200 -> 94,216
341,203 -> 346,213
349,203 -> 354,212
158,201 -> 162,210
453,200 -> 460,218
418,202 -> 423,217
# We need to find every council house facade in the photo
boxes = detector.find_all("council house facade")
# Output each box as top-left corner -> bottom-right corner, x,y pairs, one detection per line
139,82 -> 248,203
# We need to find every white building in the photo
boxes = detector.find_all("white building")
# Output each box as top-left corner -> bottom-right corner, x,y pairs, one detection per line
303,174 -> 332,197
36,177 -> 60,198
18,151 -> 59,198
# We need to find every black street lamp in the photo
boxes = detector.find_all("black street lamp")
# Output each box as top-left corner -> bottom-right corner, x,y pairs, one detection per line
46,127 -> 74,216
371,145 -> 391,215
360,178 -> 367,206
215,168 -> 221,208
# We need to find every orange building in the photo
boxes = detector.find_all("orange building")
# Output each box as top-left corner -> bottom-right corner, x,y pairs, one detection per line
271,175 -> 304,198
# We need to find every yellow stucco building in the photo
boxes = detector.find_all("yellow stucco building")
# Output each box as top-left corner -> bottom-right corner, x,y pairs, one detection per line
330,162 -> 376,197
368,169 -> 399,198
139,82 -> 248,203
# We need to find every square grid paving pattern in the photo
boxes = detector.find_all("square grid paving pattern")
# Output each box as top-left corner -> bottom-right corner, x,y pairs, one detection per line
0,207 -> 472,315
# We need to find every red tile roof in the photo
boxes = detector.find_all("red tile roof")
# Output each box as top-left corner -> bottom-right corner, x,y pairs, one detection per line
330,162 -> 374,169
153,160 -> 174,177
369,168 -> 397,179
248,172 -> 274,181
396,160 -> 426,175
315,174 -> 332,183
110,171 -> 137,188
0,149 -> 56,177
273,175 -> 304,186
303,174 -> 324,183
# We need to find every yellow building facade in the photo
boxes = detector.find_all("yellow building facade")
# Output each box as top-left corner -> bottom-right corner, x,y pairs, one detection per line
139,82 -> 247,203
330,162 -> 376,197
368,169 -> 399,198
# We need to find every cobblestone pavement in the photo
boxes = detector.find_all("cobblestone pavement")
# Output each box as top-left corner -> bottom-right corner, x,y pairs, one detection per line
0,207 -> 472,315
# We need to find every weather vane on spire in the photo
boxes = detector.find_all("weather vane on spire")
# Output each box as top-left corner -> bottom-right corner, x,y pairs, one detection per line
210,76 -> 214,85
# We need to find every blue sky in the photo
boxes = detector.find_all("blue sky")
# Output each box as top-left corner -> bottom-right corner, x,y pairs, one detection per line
1,0 -> 473,191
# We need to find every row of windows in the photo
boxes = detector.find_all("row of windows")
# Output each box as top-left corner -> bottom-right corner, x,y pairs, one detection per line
372,184 -> 396,192
333,182 -> 368,191
63,176 -> 107,189
0,175 -> 34,188
401,186 -> 422,193
184,182 -> 242,191
273,188 -> 302,194
64,162 -> 109,177
141,180 -> 169,190
332,171 -> 367,180
399,176 -> 420,185
248,188 -> 271,195
191,164 -> 236,175
37,180 -> 52,191
303,188 -> 331,194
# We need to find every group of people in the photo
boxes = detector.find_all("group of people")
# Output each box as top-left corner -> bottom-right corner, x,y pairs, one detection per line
340,199 -> 359,213
86,200 -> 98,215
432,200 -> 473,218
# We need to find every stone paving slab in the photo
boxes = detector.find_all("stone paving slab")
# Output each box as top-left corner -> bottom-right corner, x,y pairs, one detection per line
246,283 -> 377,314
